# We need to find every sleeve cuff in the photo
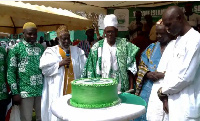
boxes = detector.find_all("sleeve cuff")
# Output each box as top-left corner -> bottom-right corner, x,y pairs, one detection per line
162,77 -> 184,96
128,62 -> 137,75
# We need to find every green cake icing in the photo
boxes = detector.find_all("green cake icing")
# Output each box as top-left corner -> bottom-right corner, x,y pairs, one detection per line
70,78 -> 120,108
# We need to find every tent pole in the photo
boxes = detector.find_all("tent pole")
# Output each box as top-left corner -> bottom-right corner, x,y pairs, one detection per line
10,17 -> 16,34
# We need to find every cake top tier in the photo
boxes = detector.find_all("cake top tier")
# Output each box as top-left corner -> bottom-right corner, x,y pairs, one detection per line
71,78 -> 118,87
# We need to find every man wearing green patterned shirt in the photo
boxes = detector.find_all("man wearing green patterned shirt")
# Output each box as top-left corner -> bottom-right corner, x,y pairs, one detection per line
82,14 -> 139,93
0,46 -> 9,121
7,22 -> 44,121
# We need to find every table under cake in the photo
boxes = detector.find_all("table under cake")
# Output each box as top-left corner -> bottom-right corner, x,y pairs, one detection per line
51,94 -> 146,121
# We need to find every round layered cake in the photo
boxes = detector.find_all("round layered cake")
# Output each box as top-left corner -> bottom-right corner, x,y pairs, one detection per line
70,78 -> 120,108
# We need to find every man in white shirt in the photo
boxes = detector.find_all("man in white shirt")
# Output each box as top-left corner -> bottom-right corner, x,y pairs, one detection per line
158,6 -> 200,121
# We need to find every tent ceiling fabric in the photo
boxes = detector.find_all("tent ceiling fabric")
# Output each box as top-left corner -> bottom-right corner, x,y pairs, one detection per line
0,1 -> 92,34
24,1 -> 187,14
80,1 -> 154,8
79,1 -> 186,8
23,1 -> 107,15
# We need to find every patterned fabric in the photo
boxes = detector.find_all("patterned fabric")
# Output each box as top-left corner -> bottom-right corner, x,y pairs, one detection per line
7,40 -> 44,98
82,38 -> 139,92
0,47 -> 8,100
134,42 -> 162,121
135,61 -> 149,96
135,42 -> 161,95
77,40 -> 97,58
59,47 -> 74,95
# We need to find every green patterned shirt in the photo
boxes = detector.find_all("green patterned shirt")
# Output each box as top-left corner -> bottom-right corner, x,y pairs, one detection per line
0,47 -> 8,100
7,40 -> 44,98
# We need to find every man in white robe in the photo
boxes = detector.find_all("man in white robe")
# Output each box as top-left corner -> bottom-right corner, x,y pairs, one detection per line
40,25 -> 87,121
158,6 -> 200,121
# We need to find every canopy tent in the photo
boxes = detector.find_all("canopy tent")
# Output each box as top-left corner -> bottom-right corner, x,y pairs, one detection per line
22,1 -> 189,31
24,1 -> 188,15
0,1 -> 92,34
23,1 -> 107,15
78,1 -> 187,8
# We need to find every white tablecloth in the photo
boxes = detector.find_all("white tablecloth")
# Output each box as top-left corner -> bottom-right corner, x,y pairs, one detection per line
51,95 -> 146,121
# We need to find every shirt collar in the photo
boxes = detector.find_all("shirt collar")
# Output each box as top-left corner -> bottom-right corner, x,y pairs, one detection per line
104,38 -> 117,47
22,40 -> 37,47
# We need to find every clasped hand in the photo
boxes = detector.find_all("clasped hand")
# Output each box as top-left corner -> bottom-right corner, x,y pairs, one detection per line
146,71 -> 165,82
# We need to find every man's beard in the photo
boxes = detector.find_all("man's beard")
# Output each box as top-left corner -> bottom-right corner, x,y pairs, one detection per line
58,41 -> 69,51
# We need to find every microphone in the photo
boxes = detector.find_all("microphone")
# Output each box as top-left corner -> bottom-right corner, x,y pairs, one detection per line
66,49 -> 70,68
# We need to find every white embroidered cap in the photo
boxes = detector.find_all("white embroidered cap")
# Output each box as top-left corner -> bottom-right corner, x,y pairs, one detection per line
104,14 -> 118,29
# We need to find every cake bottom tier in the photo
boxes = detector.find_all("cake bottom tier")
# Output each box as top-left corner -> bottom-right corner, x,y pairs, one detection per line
70,98 -> 121,109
